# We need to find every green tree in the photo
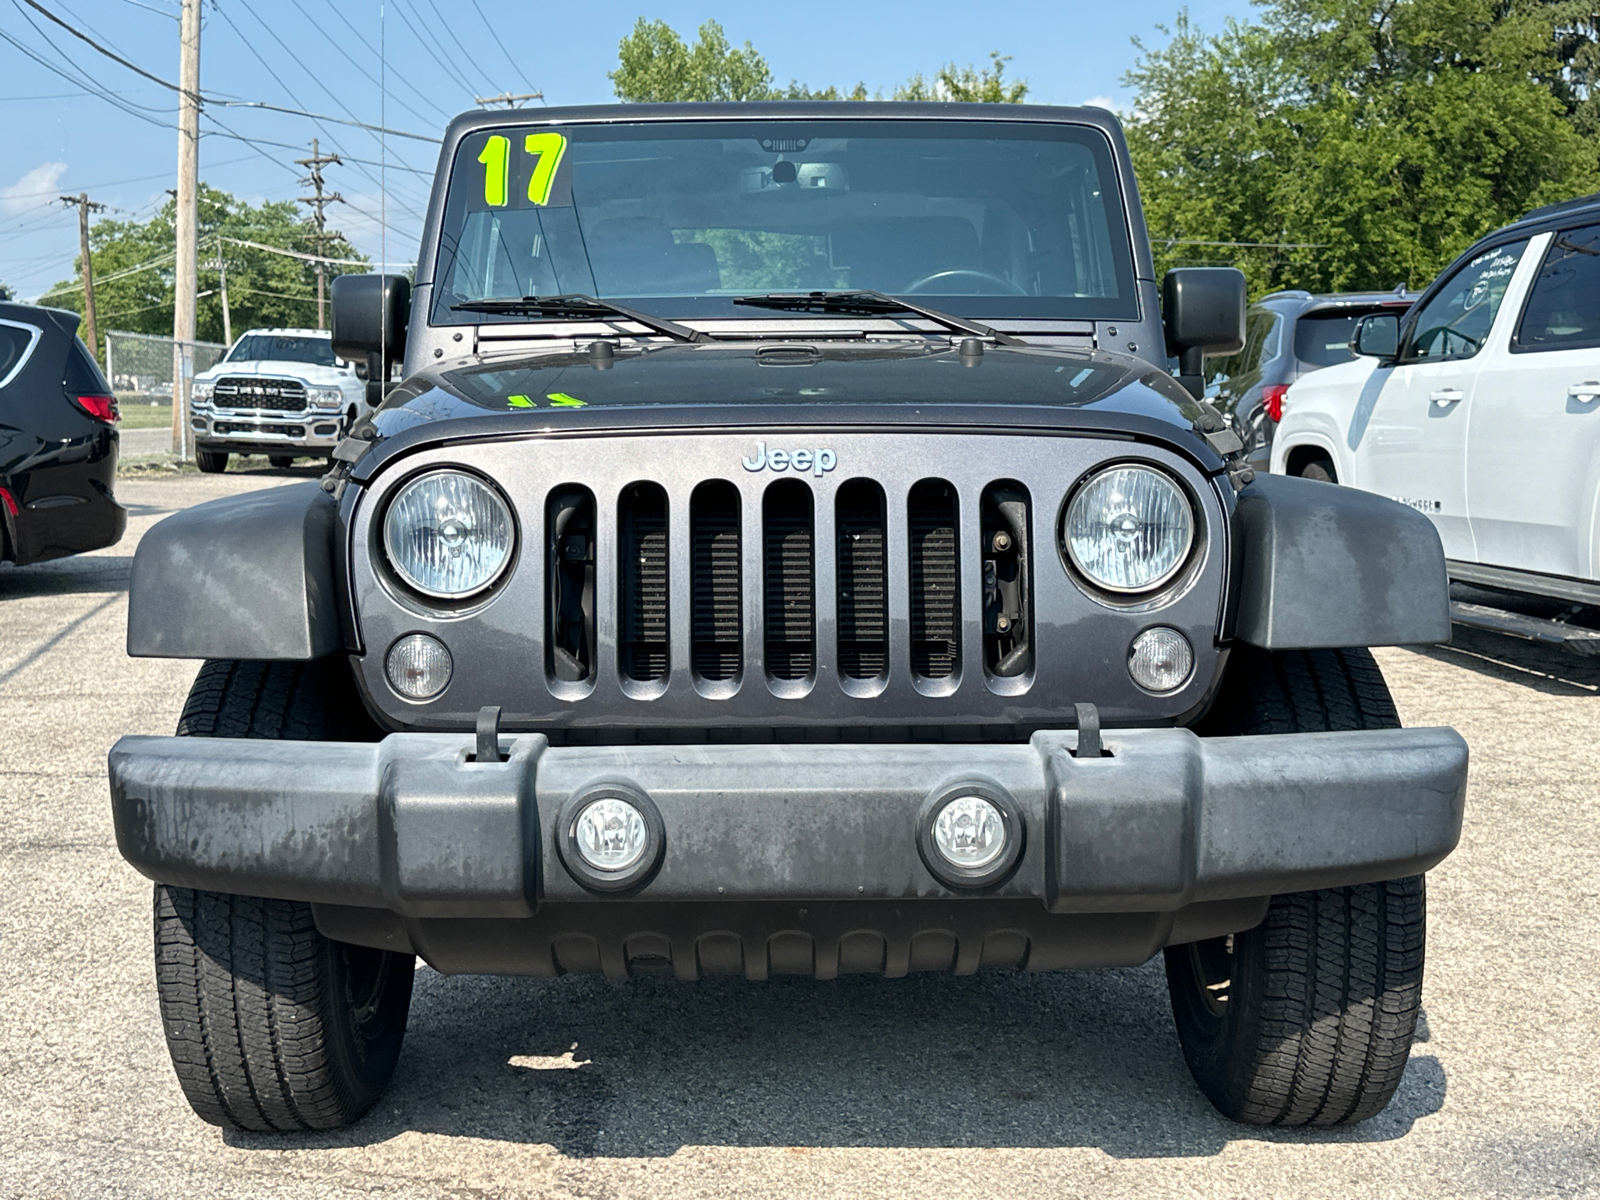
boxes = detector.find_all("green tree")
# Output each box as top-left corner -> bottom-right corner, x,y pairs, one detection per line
610,18 -> 1022,104
1124,1 -> 1599,296
0,281 -> 13,301
39,185 -> 367,360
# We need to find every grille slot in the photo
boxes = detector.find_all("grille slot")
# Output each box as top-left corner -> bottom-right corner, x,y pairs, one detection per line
546,486 -> 596,683
836,480 -> 887,680
212,375 -> 306,412
619,483 -> 669,682
691,482 -> 742,682
763,480 -> 815,681
908,479 -> 960,680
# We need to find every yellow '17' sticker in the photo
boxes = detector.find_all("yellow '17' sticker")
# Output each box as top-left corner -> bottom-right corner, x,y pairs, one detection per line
477,132 -> 568,208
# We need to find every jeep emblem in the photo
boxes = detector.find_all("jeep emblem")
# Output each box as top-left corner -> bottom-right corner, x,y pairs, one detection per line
741,441 -> 837,477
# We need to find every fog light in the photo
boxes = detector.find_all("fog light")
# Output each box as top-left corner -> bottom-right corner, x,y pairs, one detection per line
573,797 -> 649,872
932,795 -> 1006,869
1128,626 -> 1193,692
385,633 -> 452,699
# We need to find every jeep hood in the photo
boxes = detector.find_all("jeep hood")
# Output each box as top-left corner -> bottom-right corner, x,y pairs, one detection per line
371,342 -> 1205,439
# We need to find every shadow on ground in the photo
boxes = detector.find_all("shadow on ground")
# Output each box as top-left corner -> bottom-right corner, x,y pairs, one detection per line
1418,625 -> 1600,696
226,965 -> 1447,1158
0,555 -> 133,598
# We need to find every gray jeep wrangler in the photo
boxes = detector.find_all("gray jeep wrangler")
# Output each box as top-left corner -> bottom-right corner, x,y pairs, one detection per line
109,103 -> 1467,1132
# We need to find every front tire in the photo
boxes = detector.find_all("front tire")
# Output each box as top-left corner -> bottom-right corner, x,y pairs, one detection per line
154,885 -> 414,1131
268,454 -> 297,469
195,448 -> 228,474
1169,646 -> 1425,1126
1298,456 -> 1336,484
153,660 -> 408,1131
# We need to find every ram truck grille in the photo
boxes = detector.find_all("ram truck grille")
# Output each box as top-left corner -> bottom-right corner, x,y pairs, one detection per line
213,376 -> 307,412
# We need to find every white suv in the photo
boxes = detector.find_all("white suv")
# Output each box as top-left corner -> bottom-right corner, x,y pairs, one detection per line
1272,193 -> 1600,613
190,328 -> 370,472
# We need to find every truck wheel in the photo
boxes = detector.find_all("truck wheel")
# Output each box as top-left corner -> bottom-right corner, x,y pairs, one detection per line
195,449 -> 228,474
154,660 -> 408,1131
1168,646 -> 1425,1126
268,454 -> 297,469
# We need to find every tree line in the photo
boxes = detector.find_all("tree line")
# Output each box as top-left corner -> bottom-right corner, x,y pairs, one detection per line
39,185 -> 365,363
612,6 -> 1599,296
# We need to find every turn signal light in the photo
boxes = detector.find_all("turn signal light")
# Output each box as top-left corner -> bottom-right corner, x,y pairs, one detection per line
72,394 -> 119,423
1262,384 -> 1288,423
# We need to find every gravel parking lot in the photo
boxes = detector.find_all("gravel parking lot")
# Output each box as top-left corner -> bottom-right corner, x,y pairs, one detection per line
2,471 -> 1596,1200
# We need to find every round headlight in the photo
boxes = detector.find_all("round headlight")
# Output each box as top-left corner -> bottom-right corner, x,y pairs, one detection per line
1064,465 -> 1195,594
383,470 -> 515,599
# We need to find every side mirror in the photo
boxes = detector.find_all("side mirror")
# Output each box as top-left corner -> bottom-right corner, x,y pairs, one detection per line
331,273 -> 410,366
1350,312 -> 1400,361
1163,268 -> 1247,399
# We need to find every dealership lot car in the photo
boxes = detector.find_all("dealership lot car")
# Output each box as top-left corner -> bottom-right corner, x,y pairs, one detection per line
1207,288 -> 1417,473
108,103 -> 1468,1133
0,301 -> 125,565
189,327 -> 369,472
1272,192 -> 1600,646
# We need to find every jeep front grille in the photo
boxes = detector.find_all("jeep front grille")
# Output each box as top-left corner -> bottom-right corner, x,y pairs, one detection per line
212,375 -> 307,412
544,474 -> 999,691
351,430 -> 1229,733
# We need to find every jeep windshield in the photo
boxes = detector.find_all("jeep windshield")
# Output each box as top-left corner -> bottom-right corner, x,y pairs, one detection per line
430,118 -> 1139,327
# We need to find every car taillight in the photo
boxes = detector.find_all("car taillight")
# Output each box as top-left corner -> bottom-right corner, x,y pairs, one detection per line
1262,384 -> 1288,423
0,486 -> 17,517
72,394 -> 119,423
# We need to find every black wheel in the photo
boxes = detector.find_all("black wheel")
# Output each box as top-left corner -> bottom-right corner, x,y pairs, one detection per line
1169,646 -> 1425,1126
268,454 -> 297,469
153,660 -> 407,1131
195,448 -> 228,474
1298,456 -> 1336,484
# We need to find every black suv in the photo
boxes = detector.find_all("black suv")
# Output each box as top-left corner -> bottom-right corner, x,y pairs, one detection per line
1208,288 -> 1417,470
0,301 -> 125,566
108,103 -> 1466,1133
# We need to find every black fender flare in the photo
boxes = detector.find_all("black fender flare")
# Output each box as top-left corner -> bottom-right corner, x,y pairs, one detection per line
1231,473 -> 1450,650
127,481 -> 343,660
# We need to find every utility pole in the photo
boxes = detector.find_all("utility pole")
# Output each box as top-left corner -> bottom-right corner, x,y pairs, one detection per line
59,192 -> 107,365
474,90 -> 543,108
171,0 -> 201,457
204,254 -> 232,346
296,138 -> 344,330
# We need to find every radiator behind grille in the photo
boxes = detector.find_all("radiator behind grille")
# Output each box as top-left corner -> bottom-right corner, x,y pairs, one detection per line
908,480 -> 960,680
763,481 -> 815,681
691,482 -> 742,682
836,480 -> 887,680
619,483 -> 669,682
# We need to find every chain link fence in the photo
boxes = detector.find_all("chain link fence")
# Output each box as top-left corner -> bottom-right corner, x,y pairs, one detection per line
105,330 -> 227,406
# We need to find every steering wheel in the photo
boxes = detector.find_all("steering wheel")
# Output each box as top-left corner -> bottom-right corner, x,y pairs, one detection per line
902,269 -> 1028,296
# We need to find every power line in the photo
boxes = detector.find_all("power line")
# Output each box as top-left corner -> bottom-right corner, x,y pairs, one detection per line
10,0 -> 439,141
17,0 -> 185,94
314,0 -> 454,124
285,0 -> 451,130
422,0 -> 499,97
470,0 -> 542,99
0,24 -> 174,128
390,0 -> 476,99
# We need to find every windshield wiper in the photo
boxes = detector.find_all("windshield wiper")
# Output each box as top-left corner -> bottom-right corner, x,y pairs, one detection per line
451,294 -> 708,343
733,290 -> 1026,346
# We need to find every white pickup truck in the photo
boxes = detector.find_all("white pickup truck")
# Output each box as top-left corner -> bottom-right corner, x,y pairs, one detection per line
1271,192 -> 1600,648
189,327 -> 370,472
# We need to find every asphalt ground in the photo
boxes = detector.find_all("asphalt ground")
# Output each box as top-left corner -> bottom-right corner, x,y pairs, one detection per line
1,470 -> 1596,1199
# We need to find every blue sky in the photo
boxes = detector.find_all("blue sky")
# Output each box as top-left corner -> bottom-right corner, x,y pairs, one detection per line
0,0 -> 1253,303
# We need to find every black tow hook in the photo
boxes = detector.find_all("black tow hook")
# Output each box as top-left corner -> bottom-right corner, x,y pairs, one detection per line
1074,702 -> 1104,759
475,705 -> 506,763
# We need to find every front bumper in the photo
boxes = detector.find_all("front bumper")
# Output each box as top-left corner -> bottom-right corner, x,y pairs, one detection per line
193,408 -> 343,454
110,725 -> 1466,930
